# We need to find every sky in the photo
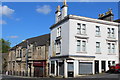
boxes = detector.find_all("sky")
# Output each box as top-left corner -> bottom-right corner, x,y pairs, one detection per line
1,2 -> 119,47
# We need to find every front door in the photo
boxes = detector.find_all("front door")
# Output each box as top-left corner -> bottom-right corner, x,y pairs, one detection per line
101,61 -> 106,72
95,60 -> 99,74
67,62 -> 74,77
59,62 -> 64,76
34,67 -> 40,77
34,67 -> 44,77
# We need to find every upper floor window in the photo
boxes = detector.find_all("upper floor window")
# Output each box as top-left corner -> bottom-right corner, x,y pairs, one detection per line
77,40 -> 81,52
77,23 -> 81,34
96,42 -> 100,53
82,41 -> 86,52
16,50 -> 19,58
77,23 -> 86,35
108,43 -> 111,53
20,50 -> 22,58
57,27 -> 61,37
111,28 -> 115,38
56,41 -> 61,54
77,40 -> 86,52
112,43 -> 115,53
82,24 -> 86,34
107,43 -> 115,54
96,26 -> 100,36
107,28 -> 115,38
38,47 -> 41,55
108,28 -> 111,37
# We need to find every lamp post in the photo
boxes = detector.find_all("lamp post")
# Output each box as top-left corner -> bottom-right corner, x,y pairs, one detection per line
26,40 -> 29,76
22,40 -> 28,76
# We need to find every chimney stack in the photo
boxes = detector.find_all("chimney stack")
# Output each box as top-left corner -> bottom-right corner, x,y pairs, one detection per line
61,0 -> 68,19
55,5 -> 61,23
98,9 -> 114,21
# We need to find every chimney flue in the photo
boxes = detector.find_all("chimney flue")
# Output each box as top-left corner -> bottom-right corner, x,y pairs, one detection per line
98,8 -> 114,21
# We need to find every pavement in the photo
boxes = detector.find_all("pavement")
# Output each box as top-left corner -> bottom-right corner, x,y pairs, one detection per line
1,73 -> 120,80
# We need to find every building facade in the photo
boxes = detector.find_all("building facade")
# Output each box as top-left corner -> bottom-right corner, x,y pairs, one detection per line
7,34 -> 50,77
49,0 -> 119,78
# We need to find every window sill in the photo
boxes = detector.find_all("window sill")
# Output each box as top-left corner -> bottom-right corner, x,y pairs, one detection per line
75,34 -> 89,39
56,53 -> 60,55
106,38 -> 117,42
107,53 -> 116,55
77,33 -> 87,36
95,52 -> 101,54
107,37 -> 116,39
28,56 -> 31,58
76,52 -> 87,54
95,35 -> 101,37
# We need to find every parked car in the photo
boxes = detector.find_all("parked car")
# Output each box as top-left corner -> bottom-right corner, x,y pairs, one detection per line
109,63 -> 120,73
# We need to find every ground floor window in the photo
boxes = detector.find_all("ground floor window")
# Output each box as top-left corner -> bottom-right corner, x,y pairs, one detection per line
67,62 -> 74,77
79,62 -> 93,75
51,61 -> 55,74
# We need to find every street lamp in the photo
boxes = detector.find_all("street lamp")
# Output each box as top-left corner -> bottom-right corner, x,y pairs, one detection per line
22,40 -> 28,76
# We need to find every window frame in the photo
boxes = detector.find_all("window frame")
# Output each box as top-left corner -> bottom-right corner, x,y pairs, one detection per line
77,40 -> 81,52
96,42 -> 100,53
96,26 -> 100,36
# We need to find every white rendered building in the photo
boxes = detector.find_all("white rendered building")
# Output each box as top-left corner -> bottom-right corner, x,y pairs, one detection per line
49,0 -> 119,78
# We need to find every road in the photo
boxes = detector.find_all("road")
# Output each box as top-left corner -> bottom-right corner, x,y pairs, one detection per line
1,73 -> 120,80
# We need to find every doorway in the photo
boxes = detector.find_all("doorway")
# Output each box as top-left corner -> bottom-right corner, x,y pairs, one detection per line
101,61 -> 106,72
95,60 -> 99,74
59,62 -> 64,76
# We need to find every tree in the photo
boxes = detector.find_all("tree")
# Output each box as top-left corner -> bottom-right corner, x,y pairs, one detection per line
0,38 -> 11,53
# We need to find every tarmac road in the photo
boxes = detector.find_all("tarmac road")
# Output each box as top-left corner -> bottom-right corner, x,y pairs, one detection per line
1,73 -> 120,80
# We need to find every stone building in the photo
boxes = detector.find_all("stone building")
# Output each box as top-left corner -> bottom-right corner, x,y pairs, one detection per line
7,34 -> 50,77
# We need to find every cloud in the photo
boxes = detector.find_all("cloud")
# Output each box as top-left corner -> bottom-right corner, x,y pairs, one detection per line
0,5 -> 15,17
0,20 -> 7,24
36,5 -> 51,14
16,18 -> 20,21
7,36 -> 18,38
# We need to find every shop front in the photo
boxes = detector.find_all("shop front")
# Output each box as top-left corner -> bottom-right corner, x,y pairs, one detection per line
33,61 -> 46,77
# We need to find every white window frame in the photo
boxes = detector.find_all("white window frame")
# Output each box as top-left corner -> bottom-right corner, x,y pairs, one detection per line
112,43 -> 115,53
108,43 -> 111,53
56,41 -> 61,54
107,28 -> 115,38
57,27 -> 61,37
77,23 -> 81,34
82,41 -> 86,52
108,28 -> 111,37
96,42 -> 100,53
82,24 -> 86,34
77,23 -> 86,35
111,28 -> 115,38
77,40 -> 81,52
96,26 -> 100,36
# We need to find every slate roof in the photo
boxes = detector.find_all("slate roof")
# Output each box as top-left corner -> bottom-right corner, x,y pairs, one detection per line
114,19 -> 120,23
10,33 -> 50,50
